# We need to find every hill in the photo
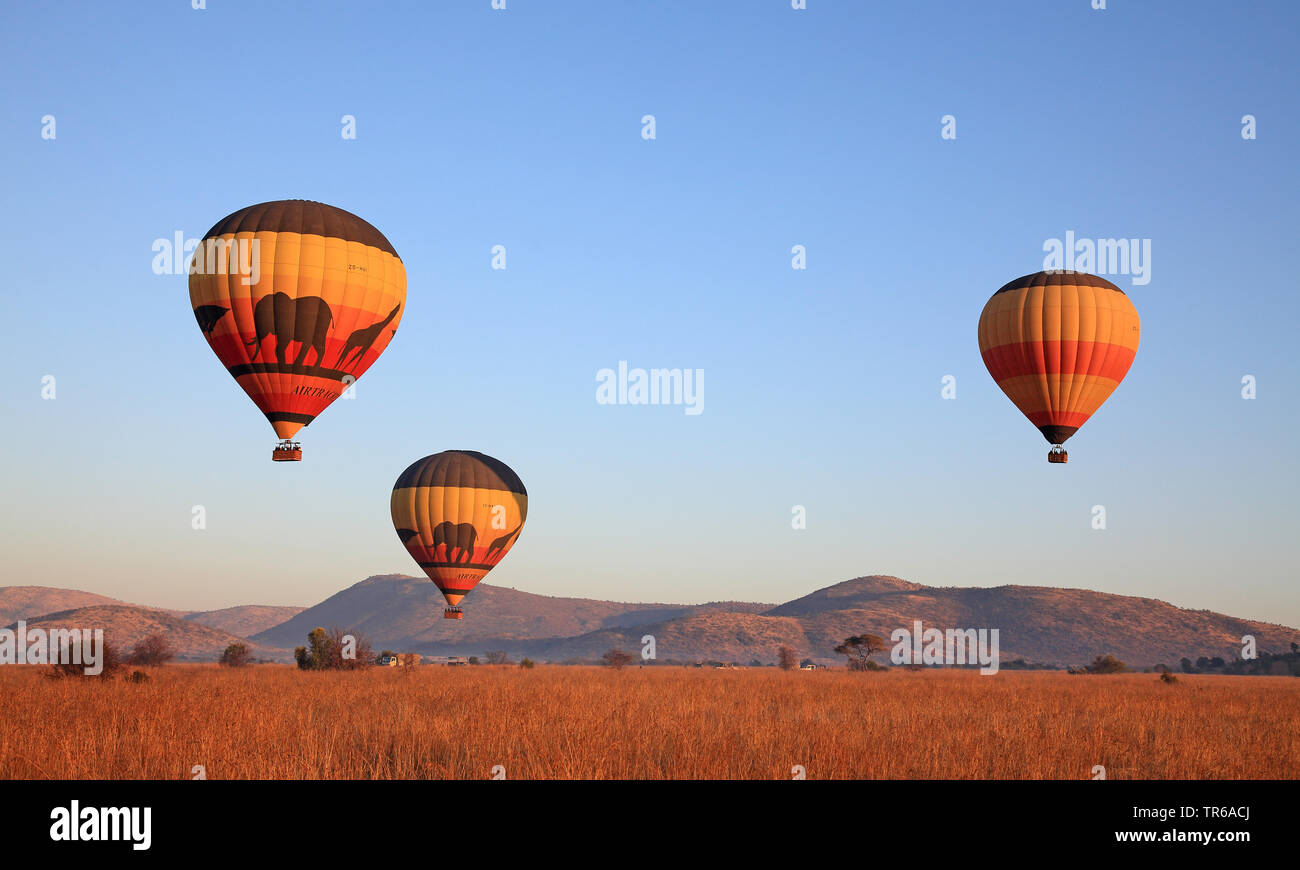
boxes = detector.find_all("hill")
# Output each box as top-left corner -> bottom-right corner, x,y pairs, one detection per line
185,605 -> 305,638
251,574 -> 774,650
0,586 -> 132,624
7,606 -> 290,663
367,575 -> 1298,667
8,575 -> 1296,669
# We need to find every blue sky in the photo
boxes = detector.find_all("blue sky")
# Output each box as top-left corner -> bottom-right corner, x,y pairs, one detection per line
2,1 -> 1297,627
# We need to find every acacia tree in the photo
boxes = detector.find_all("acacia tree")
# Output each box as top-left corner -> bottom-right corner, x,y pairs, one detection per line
601,649 -> 634,670
834,634 -> 887,671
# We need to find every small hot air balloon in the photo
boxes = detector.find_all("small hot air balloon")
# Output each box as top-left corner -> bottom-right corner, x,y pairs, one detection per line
188,200 -> 406,461
978,270 -> 1140,463
391,451 -> 528,619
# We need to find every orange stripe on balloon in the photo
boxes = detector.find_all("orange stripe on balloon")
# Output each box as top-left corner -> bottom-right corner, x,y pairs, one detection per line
981,341 -> 1136,382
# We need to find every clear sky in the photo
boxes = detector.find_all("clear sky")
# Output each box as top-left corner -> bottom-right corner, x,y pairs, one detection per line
2,1 -> 1297,627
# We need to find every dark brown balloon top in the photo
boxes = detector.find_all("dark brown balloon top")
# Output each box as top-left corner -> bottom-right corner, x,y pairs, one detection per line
202,200 -> 400,259
394,451 -> 527,496
993,270 -> 1125,296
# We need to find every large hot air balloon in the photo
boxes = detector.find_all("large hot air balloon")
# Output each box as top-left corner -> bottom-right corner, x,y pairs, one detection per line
978,270 -> 1140,463
391,451 -> 528,619
188,200 -> 406,461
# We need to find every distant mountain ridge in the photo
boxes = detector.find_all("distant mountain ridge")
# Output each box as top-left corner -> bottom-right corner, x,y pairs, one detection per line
6,605 -> 285,662
4,576 -> 1296,668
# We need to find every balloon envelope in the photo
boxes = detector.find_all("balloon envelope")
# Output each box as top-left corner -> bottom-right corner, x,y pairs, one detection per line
188,200 -> 406,444
391,451 -> 528,609
978,271 -> 1139,448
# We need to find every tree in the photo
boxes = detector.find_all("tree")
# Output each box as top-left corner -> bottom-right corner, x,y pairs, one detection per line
294,627 -> 329,670
778,646 -> 798,671
130,633 -> 176,667
1086,654 -> 1126,674
602,649 -> 634,670
519,658 -> 535,669
834,634 -> 887,671
1179,657 -> 1194,674
294,626 -> 372,670
219,643 -> 251,668
323,626 -> 373,670
485,650 -> 510,665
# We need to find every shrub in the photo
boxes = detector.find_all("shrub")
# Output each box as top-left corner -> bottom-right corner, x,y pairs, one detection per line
520,658 -> 535,669
129,633 -> 176,667
50,640 -> 125,680
219,643 -> 251,668
1086,655 -> 1127,675
777,646 -> 798,671
127,669 -> 150,683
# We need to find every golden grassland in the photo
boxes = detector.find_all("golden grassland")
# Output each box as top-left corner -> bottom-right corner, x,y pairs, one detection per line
0,664 -> 1296,779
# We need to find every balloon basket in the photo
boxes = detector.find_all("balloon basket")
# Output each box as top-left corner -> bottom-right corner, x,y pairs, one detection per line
443,607 -> 464,620
272,441 -> 302,462
1047,447 -> 1068,464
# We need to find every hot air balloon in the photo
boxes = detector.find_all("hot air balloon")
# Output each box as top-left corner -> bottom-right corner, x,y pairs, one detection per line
978,270 -> 1140,463
188,200 -> 406,461
391,451 -> 528,619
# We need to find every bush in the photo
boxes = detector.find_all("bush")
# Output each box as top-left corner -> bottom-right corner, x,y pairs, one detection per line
50,640 -> 125,680
1086,654 -> 1127,674
129,633 -> 176,667
127,669 -> 151,683
519,658 -> 535,669
777,646 -> 798,671
219,643 -> 251,668
1160,671 -> 1178,684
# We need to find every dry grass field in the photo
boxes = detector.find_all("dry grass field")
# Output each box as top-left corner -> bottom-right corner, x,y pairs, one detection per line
1,664 -> 1296,779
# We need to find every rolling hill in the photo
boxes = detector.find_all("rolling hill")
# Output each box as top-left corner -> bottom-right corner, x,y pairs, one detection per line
250,574 -> 773,650
6,575 -> 1296,668
255,574 -> 1299,668
0,586 -> 134,625
185,605 -> 305,638
6,606 -> 290,662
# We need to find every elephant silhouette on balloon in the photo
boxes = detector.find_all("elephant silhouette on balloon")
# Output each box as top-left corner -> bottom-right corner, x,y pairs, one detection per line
432,521 -> 478,564
246,292 -> 334,367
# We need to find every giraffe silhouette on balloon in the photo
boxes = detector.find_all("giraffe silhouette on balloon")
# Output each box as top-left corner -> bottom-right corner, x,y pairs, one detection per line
336,304 -> 401,372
